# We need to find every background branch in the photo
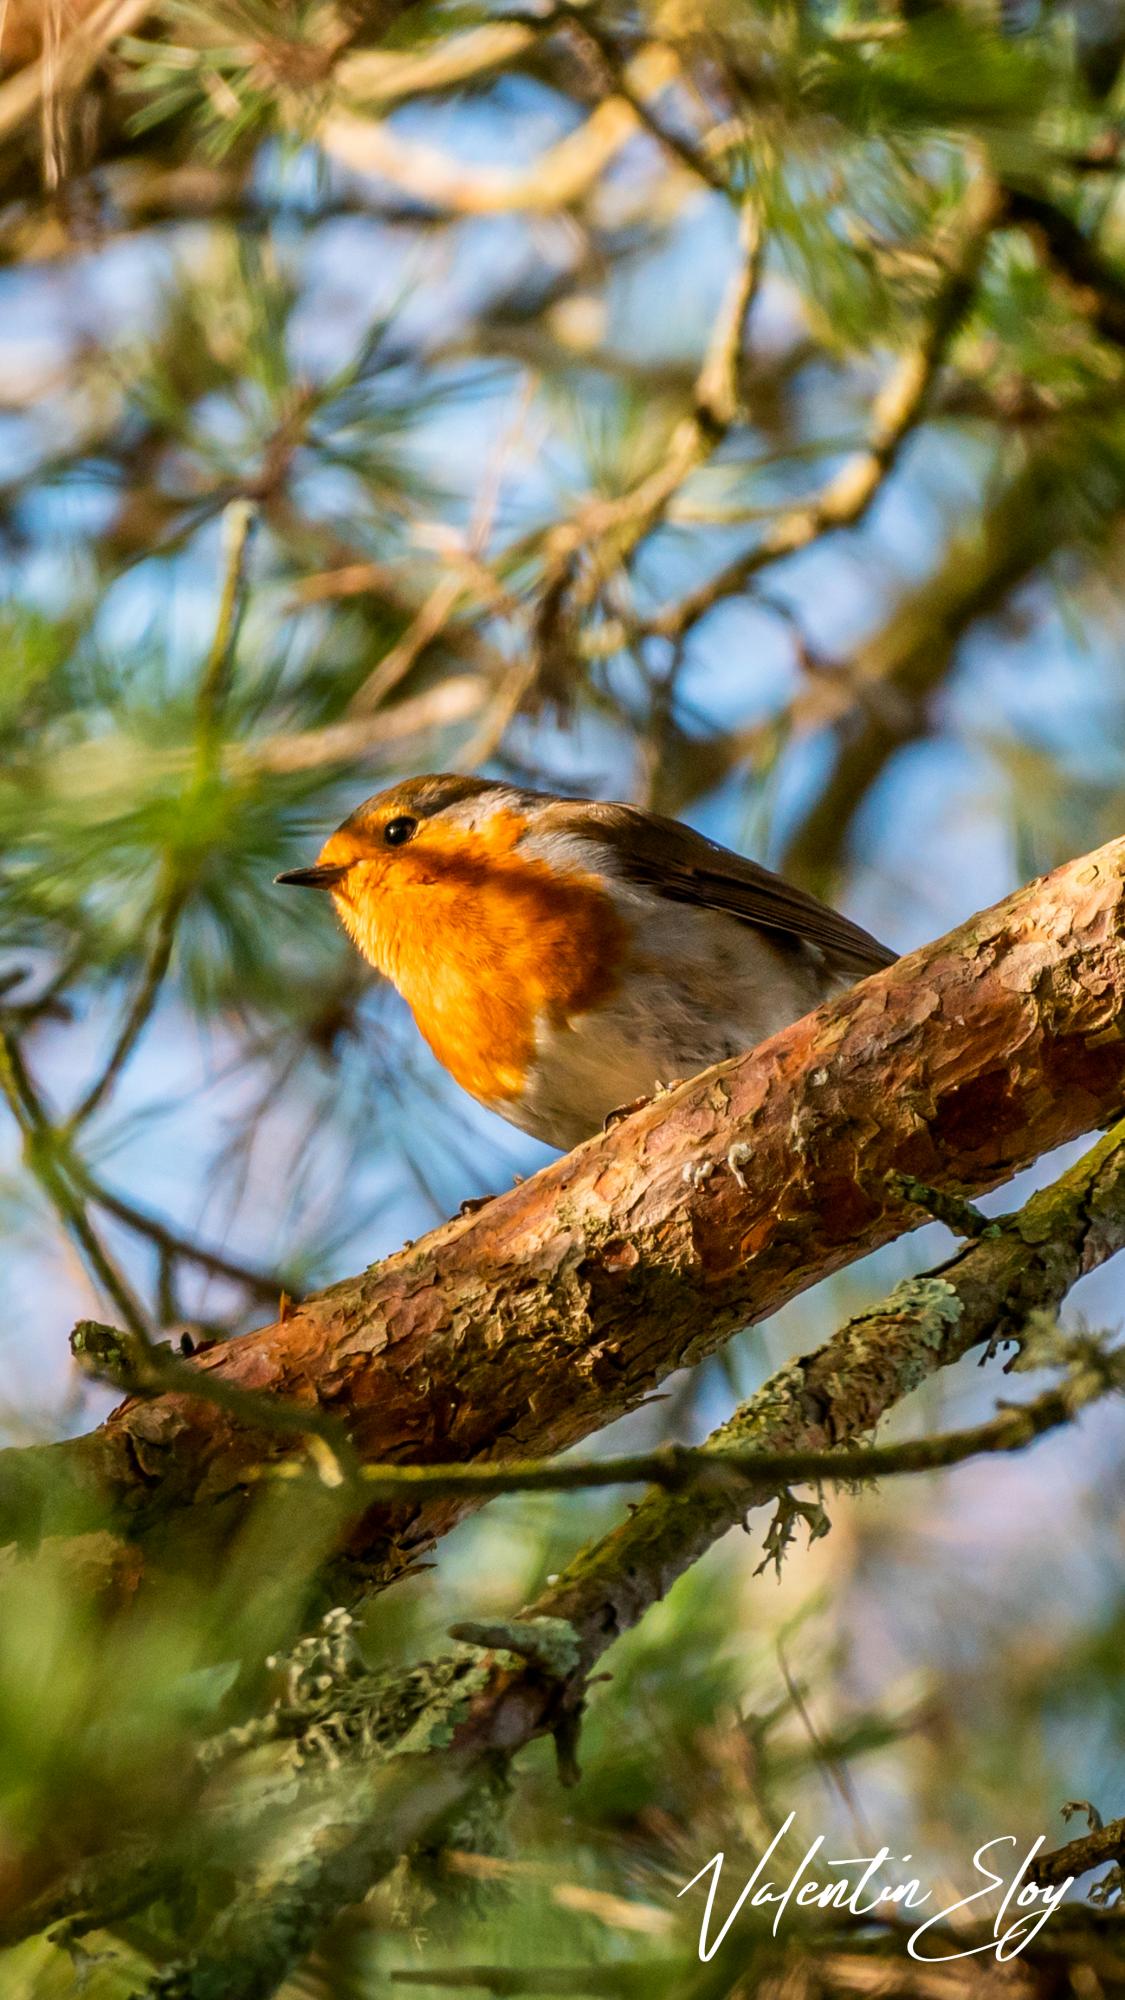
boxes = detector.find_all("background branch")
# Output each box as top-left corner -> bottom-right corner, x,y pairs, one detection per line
327,1344 -> 1123,1501
6,834 -> 1125,1599
104,1132 -> 1125,1997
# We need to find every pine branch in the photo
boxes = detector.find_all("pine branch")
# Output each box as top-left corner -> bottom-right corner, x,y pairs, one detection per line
646,174 -> 1000,643
779,424 -> 1125,894
1032,1813 -> 1125,1890
123,1146 -> 1125,2000
10,1118 -> 1125,1973
1003,185 -> 1125,350
69,498 -> 257,1130
0,1029 -> 151,1338
520,193 -> 764,689
322,43 -> 676,217
6,836 -> 1125,1601
77,1166 -> 295,1308
280,1341 -> 1118,1501
569,21 -> 728,195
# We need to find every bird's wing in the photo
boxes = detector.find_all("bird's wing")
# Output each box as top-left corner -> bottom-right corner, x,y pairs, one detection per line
543,800 -> 896,977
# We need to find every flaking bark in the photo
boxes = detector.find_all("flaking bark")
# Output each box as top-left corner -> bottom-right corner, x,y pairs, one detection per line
5,834 -> 1125,1589
120,1124 -> 1125,1999
5,1118 -> 1125,1972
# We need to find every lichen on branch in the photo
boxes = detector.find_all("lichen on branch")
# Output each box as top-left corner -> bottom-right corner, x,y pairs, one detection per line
5,834 -> 1125,1600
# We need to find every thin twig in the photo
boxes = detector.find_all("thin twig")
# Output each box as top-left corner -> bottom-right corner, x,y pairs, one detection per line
886,1171 -> 1001,1239
242,1343 -> 1123,1502
245,677 -> 486,778
68,1318 -> 360,1485
0,1031 -> 150,1337
69,500 -> 258,1128
571,22 -> 727,194
69,881 -> 186,1128
648,174 -> 1000,641
196,497 -> 259,759
337,22 -> 540,109
390,1969 -> 650,1995
347,571 -> 468,715
455,199 -> 762,753
75,1166 -> 295,1309
350,385 -> 536,725
524,188 -> 764,666
1002,184 -> 1125,351
1031,1813 -> 1125,1888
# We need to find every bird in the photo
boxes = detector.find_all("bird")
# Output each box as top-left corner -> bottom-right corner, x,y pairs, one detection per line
276,774 -> 895,1153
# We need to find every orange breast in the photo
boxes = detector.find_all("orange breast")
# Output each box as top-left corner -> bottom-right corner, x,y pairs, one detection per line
333,814 -> 628,1108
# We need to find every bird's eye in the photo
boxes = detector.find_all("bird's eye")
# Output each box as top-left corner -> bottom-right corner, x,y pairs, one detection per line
383,815 -> 418,848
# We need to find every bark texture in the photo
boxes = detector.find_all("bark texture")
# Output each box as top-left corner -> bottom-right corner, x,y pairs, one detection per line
124,1120 -> 1125,2000
6,834 -> 1125,1585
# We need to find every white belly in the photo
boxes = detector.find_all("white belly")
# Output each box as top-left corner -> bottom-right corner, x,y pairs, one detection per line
506,898 -> 836,1150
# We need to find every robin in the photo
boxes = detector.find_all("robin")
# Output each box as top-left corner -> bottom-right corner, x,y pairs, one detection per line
276,774 -> 894,1152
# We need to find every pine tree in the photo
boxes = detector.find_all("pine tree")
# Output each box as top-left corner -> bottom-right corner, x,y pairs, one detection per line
1,3 -> 1125,1994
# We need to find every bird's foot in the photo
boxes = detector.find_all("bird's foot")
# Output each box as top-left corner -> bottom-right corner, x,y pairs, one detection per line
603,1094 -> 653,1131
458,1192 -> 496,1217
603,1078 -> 686,1132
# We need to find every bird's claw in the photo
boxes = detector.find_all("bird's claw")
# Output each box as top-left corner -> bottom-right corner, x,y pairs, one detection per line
603,1094 -> 653,1131
458,1192 -> 496,1217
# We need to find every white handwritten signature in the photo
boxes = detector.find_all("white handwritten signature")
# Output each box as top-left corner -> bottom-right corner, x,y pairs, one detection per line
679,1812 -> 1075,1963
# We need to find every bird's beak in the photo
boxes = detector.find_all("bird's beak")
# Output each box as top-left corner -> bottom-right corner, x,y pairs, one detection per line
274,862 -> 350,890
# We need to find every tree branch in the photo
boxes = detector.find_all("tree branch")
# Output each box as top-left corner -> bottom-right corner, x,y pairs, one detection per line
288,1338 -> 1120,1501
123,1134 -> 1125,1999
9,1116 -> 1125,1971
69,498 -> 257,1129
321,44 -> 678,218
779,426 -> 1125,894
1032,1813 -> 1125,1890
1003,185 -> 1125,351
646,174 -> 999,644
6,836 -> 1125,1597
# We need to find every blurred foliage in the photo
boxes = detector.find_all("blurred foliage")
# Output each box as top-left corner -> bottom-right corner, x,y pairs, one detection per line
1,0 -> 1125,1991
